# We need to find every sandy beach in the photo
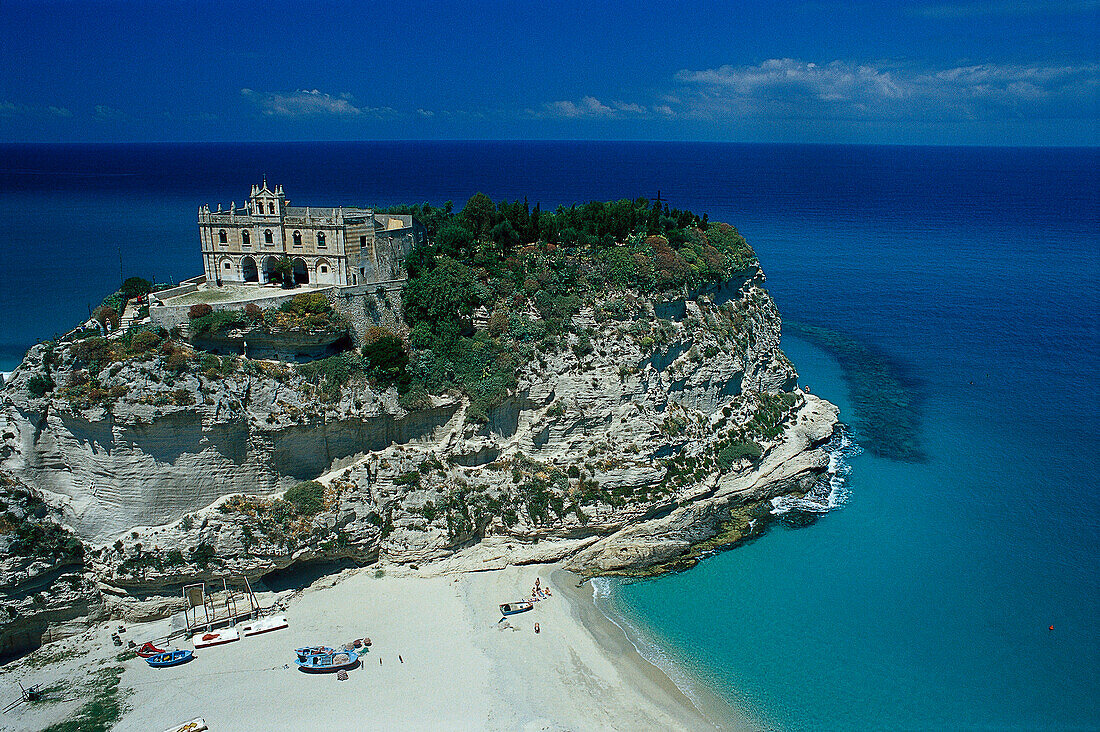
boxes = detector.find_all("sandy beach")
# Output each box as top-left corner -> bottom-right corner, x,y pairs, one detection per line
0,561 -> 747,731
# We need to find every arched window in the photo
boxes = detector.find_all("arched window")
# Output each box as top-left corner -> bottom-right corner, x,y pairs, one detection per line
264,229 -> 273,244
317,231 -> 326,247
293,230 -> 302,247
319,265 -> 328,274
218,229 -> 227,244
223,261 -> 232,270
241,230 -> 250,246
268,202 -> 275,214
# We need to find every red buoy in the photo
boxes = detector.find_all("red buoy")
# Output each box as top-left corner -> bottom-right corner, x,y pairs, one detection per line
1049,625 -> 1054,631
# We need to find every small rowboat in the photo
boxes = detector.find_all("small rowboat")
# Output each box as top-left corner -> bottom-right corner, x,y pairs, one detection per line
240,615 -> 288,637
136,641 -> 167,658
147,650 -> 194,668
191,627 -> 240,649
162,717 -> 207,732
500,601 -> 533,616
295,645 -> 336,663
296,649 -> 359,673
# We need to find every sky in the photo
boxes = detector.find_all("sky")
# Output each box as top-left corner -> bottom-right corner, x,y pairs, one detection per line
0,0 -> 1097,146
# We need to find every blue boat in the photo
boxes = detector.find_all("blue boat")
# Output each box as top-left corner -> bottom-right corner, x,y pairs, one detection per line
295,649 -> 358,673
146,650 -> 194,668
499,601 -> 533,616
294,645 -> 335,663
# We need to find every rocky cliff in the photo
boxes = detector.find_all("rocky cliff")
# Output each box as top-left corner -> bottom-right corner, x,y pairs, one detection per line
0,264 -> 838,655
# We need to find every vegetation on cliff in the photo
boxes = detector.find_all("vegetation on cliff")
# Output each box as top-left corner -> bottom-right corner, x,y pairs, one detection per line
393,194 -> 760,420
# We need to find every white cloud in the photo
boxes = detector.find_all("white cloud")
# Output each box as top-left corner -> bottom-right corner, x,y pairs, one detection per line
532,59 -> 1099,129
241,88 -> 394,118
0,101 -> 73,119
673,59 -> 1099,121
534,95 -> 668,119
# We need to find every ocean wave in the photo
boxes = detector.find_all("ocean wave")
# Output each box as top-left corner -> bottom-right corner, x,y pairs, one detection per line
769,425 -> 861,515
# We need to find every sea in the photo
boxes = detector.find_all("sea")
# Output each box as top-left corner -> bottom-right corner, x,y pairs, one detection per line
1,142 -> 1097,730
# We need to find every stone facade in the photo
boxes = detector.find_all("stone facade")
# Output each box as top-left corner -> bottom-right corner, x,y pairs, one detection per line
197,181 -> 424,289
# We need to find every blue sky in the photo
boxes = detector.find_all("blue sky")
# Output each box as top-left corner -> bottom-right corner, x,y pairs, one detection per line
1,0 -> 1097,145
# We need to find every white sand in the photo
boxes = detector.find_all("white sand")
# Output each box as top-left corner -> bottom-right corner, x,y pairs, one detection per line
0,563 -> 745,731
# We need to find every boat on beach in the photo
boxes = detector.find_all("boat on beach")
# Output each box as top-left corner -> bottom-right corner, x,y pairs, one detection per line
295,649 -> 359,673
136,641 -> 167,658
191,627 -> 240,648
295,645 -> 336,663
240,614 -> 288,637
146,650 -> 195,668
500,601 -> 533,616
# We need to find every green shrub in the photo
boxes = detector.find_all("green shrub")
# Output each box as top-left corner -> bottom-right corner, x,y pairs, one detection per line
361,327 -> 410,388
27,374 -> 55,397
189,303 -> 213,319
717,440 -> 763,471
130,330 -> 163,353
190,542 -> 216,569
284,481 -> 325,515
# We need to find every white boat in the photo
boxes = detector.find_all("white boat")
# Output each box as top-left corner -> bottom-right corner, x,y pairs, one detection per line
191,627 -> 240,648
240,614 -> 288,637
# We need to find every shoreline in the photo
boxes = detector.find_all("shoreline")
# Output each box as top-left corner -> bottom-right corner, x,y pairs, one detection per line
1,559 -> 747,731
554,568 -> 753,731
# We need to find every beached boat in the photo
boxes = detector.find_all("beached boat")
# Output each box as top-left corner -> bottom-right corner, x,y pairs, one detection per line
191,627 -> 240,648
136,641 -> 167,658
240,614 -> 288,637
500,601 -> 533,616
295,645 -> 336,663
146,650 -> 195,668
295,649 -> 359,673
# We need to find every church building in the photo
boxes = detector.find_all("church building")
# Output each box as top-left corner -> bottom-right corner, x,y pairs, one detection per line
197,181 -> 423,288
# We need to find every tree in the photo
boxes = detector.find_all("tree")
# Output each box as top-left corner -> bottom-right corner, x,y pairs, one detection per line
459,193 -> 496,239
274,256 -> 294,287
436,224 -> 475,259
402,256 -> 481,333
120,277 -> 152,302
490,219 -> 521,253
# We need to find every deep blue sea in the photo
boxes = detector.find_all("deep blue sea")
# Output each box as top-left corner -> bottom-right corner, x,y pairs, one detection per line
1,142 -> 1097,729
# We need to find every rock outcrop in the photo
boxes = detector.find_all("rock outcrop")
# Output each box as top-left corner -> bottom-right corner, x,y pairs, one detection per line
0,265 -> 838,647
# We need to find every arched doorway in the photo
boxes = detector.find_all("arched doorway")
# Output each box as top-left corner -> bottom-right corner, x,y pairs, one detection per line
293,258 -> 309,285
262,256 -> 279,284
314,258 -> 333,285
241,256 -> 259,283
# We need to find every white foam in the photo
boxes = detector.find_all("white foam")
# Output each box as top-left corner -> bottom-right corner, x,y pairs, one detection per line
770,426 -> 861,515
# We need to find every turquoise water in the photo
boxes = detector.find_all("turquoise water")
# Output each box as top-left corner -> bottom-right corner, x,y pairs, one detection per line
602,213 -> 1100,726
1,142 -> 1096,728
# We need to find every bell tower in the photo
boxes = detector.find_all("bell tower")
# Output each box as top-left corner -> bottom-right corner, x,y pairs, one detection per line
249,178 -> 286,219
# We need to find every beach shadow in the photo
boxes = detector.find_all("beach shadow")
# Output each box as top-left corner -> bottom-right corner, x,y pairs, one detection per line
260,558 -> 361,593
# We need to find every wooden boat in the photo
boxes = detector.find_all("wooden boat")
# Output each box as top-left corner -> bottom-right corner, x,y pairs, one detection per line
191,627 -> 240,648
295,645 -> 335,663
162,717 -> 207,732
500,601 -> 533,616
240,614 -> 288,637
296,648 -> 358,673
146,650 -> 195,668
136,641 -> 167,658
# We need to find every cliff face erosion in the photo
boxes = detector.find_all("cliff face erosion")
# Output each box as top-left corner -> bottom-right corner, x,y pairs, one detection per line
0,258 -> 838,657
